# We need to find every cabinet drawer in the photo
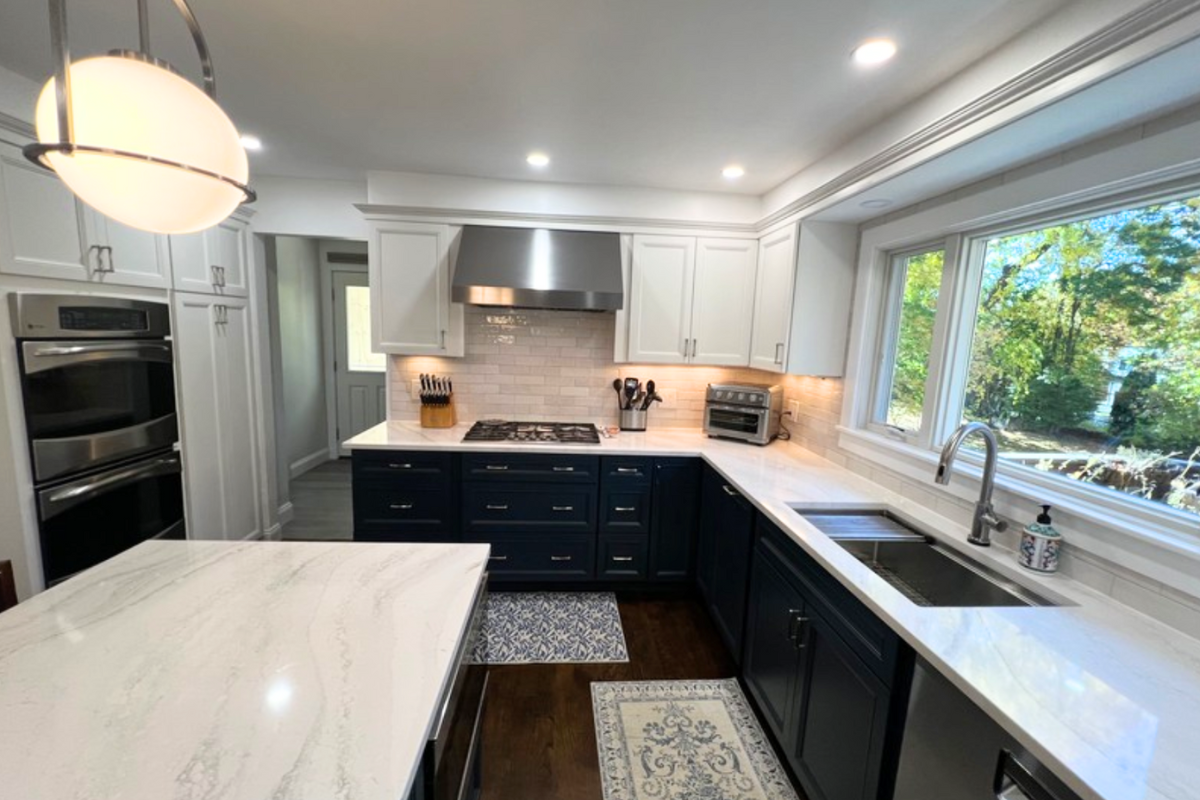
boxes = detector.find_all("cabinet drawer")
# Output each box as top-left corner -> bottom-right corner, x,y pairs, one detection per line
599,535 -> 648,580
758,516 -> 899,685
600,457 -> 653,486
473,536 -> 595,580
600,488 -> 652,534
354,485 -> 454,532
462,453 -> 597,482
463,485 -> 596,532
353,451 -> 454,486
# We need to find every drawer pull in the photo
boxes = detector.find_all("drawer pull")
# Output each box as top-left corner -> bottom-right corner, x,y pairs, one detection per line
486,504 -> 509,511
552,506 -> 574,512
615,467 -> 641,474
489,555 -> 508,562
552,466 -> 575,472
550,555 -> 573,562
485,465 -> 509,471
389,463 -> 414,470
390,503 -> 414,510
612,556 -> 635,563
722,484 -> 739,497
614,506 -> 636,512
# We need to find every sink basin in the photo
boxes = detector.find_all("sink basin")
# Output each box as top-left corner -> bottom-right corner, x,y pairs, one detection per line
792,508 -> 1059,608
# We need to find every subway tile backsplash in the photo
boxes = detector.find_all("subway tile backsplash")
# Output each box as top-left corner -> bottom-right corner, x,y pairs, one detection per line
389,307 -> 771,426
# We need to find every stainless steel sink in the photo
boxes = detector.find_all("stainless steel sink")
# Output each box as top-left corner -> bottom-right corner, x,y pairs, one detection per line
793,509 -> 1059,608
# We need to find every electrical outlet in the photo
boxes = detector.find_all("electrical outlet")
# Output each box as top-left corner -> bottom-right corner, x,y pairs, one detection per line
411,378 -> 422,399
786,400 -> 801,419
659,388 -> 677,406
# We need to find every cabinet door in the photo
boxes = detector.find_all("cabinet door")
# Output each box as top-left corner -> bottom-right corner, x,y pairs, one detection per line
174,294 -> 226,537
0,140 -> 89,281
695,467 -> 723,603
85,211 -> 171,289
743,548 -> 806,743
371,222 -> 455,354
648,458 -> 700,581
749,225 -> 798,373
627,235 -> 694,364
690,238 -> 757,366
709,482 -> 754,661
216,299 -> 261,540
169,217 -> 249,296
792,610 -> 891,800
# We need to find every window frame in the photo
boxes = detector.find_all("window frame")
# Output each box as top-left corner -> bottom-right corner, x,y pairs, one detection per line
846,173 -> 1200,560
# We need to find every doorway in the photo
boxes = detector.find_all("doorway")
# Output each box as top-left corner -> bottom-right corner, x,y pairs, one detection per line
330,269 -> 386,454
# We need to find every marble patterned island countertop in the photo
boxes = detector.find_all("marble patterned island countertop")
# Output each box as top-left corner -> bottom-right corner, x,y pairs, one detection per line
347,420 -> 1200,800
0,539 -> 490,800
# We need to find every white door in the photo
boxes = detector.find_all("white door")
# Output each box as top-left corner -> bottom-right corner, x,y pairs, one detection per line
0,140 -> 90,281
84,210 -> 171,289
691,238 -> 757,366
333,270 -> 386,453
169,217 -> 249,296
627,235 -> 695,364
749,225 -> 799,373
370,222 -> 452,354
174,293 -> 226,538
217,299 -> 261,539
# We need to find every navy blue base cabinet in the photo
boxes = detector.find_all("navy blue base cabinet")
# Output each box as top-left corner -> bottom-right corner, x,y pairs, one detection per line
352,451 -> 457,542
696,465 -> 755,663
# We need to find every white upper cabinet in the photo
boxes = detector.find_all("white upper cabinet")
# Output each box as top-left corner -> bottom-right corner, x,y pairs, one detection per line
749,224 -> 799,373
82,209 -> 171,289
369,221 -> 464,356
785,221 -> 858,377
690,237 -> 757,366
169,216 -> 250,296
627,235 -> 696,364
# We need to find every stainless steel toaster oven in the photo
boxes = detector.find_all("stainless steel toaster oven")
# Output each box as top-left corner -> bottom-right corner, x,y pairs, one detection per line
703,383 -> 783,445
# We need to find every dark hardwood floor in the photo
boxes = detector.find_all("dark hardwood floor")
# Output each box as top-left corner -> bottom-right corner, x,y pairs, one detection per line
480,593 -> 738,800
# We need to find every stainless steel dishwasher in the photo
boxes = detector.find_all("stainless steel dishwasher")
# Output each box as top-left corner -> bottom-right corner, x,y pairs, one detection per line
893,658 -> 1084,800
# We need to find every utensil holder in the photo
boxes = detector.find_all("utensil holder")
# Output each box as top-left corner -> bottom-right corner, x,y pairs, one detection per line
619,408 -> 647,432
420,398 -> 457,428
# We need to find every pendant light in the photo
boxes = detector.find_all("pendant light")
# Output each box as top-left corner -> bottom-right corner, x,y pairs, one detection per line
23,0 -> 255,234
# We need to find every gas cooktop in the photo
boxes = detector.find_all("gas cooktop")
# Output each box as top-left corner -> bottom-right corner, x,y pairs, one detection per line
462,420 -> 601,444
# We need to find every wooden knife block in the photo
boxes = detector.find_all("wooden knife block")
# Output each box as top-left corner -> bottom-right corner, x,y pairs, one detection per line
420,399 -> 457,429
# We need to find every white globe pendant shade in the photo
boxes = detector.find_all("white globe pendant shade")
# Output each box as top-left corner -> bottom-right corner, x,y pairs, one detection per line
34,55 -> 250,234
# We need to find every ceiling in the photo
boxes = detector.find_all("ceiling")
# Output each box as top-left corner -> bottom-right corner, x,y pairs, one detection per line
0,0 -> 1072,194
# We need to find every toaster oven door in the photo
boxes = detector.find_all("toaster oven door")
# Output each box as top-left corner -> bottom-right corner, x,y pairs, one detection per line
704,404 -> 768,442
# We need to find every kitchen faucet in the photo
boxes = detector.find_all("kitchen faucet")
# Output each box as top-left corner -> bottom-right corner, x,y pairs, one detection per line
935,422 -> 1008,546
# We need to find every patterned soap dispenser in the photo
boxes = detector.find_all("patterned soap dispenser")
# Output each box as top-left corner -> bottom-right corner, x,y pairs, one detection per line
1018,504 -> 1062,573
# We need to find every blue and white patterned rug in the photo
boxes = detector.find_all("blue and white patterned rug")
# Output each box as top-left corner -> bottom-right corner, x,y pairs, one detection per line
592,679 -> 799,800
470,592 -> 630,664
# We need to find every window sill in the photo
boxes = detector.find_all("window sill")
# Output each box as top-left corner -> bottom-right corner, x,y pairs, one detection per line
836,426 -> 1200,595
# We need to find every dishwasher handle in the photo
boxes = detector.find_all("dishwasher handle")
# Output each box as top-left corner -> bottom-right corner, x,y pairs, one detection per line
995,751 -> 1063,800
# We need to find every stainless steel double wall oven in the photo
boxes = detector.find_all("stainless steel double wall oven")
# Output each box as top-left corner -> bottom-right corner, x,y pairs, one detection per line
10,294 -> 185,586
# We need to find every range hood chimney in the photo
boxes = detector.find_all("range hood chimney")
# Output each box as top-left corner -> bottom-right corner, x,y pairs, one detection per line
452,225 -> 623,311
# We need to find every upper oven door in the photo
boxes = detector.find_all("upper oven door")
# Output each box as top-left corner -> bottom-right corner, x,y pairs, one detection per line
19,339 -> 178,482
705,404 -> 767,439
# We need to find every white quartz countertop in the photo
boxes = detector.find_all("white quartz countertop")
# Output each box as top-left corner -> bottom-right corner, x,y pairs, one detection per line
347,421 -> 1200,800
0,539 -> 490,800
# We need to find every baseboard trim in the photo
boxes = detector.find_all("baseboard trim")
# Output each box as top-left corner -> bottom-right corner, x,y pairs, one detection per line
289,449 -> 330,479
277,501 -> 295,526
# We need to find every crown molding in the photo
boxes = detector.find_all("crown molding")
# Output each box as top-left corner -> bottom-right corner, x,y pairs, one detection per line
0,113 -> 35,140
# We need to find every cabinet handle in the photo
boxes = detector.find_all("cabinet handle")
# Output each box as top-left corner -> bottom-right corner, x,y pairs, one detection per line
692,338 -> 698,358
552,466 -> 575,472
614,506 -> 636,512
101,246 -> 114,272
551,506 -> 574,512
485,465 -> 509,471
612,556 -> 634,563
486,504 -> 509,511
440,329 -> 447,349
721,484 -> 739,497
390,503 -> 414,510
388,463 -> 414,469
774,342 -> 784,364
788,611 -> 810,649
550,555 -> 572,562
615,467 -> 640,474
489,555 -> 508,562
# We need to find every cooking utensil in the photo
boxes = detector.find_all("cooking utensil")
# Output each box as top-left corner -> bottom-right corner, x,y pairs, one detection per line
624,377 -> 639,411
612,378 -> 625,410
641,380 -> 656,410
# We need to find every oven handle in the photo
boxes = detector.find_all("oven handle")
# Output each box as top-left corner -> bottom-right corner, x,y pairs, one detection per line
23,341 -> 174,373
39,454 -> 182,521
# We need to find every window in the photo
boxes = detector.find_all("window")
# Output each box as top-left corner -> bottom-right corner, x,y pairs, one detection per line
873,249 -> 944,433
345,285 -> 385,373
866,192 -> 1200,521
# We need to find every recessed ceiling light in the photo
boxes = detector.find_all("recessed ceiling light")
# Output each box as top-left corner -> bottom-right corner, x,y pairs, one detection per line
860,198 -> 893,209
722,165 -> 745,179
852,38 -> 897,66
526,152 -> 550,167
239,134 -> 263,151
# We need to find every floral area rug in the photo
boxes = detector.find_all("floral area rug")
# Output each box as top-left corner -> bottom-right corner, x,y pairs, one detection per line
591,678 -> 799,800
469,591 -> 629,664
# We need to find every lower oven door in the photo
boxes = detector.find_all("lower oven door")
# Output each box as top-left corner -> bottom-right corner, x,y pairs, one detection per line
36,450 -> 185,585
704,404 -> 767,442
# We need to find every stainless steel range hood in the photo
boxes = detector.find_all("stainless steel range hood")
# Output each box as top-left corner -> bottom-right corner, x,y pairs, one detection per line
452,226 -> 623,311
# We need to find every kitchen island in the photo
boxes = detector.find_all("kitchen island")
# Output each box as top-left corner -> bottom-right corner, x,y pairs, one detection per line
0,539 -> 489,800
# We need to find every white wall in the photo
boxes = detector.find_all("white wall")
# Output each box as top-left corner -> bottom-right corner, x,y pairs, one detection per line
0,64 -> 36,127
274,237 -> 328,476
250,176 -> 370,240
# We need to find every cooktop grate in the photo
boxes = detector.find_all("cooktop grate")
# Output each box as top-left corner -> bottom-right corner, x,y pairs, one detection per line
462,420 -> 601,444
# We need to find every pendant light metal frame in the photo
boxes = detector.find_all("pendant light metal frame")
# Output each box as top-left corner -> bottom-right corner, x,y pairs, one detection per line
22,0 -> 256,205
